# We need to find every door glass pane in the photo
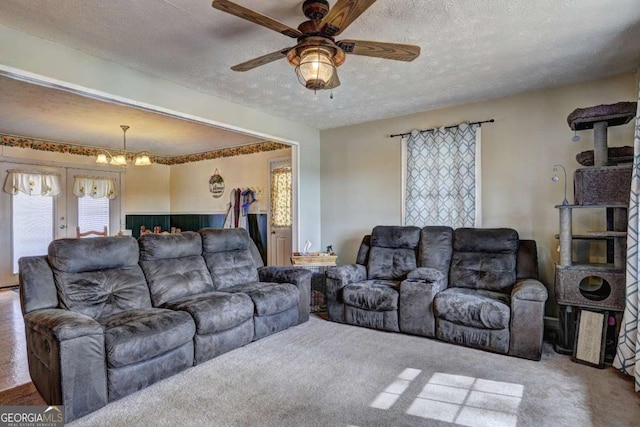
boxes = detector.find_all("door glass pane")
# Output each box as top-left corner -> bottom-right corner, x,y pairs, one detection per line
12,192 -> 54,274
78,196 -> 110,236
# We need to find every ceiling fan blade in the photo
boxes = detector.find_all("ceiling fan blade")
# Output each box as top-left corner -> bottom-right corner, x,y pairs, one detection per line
212,0 -> 302,38
337,39 -> 420,61
326,72 -> 341,90
231,48 -> 292,72
320,0 -> 377,37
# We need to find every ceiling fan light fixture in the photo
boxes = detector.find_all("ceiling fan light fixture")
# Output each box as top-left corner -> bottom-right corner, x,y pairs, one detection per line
295,47 -> 336,90
213,0 -> 421,91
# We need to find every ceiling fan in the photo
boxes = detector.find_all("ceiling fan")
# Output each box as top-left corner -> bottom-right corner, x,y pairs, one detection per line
211,0 -> 421,92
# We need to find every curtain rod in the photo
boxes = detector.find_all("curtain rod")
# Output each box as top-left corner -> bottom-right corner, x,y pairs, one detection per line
389,119 -> 495,139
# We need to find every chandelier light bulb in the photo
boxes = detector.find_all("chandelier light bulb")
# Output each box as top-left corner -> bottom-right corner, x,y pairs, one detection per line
95,125 -> 152,166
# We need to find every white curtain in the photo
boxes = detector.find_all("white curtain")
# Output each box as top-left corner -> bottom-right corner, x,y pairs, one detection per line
404,123 -> 481,227
3,170 -> 61,196
614,83 -> 640,391
73,175 -> 117,199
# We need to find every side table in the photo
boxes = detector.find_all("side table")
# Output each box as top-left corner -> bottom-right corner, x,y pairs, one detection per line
291,253 -> 337,313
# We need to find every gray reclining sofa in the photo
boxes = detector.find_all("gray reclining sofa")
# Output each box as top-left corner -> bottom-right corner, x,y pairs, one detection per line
326,226 -> 548,361
18,228 -> 310,422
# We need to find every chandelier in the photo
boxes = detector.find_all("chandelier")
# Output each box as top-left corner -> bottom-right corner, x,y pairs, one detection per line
96,125 -> 151,166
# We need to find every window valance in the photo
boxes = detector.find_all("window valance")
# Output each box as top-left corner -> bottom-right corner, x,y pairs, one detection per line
73,175 -> 117,199
3,170 -> 61,196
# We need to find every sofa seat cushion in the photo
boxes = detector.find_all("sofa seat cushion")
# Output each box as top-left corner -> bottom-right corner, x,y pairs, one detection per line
434,288 -> 510,330
99,308 -> 195,368
343,280 -> 399,311
223,282 -> 298,316
163,292 -> 254,335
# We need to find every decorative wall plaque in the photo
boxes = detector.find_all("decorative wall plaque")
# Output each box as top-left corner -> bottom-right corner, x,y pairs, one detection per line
209,169 -> 225,198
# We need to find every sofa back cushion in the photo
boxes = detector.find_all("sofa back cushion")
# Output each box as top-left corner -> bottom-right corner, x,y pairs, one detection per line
138,232 -> 214,306
419,226 -> 454,278
48,237 -> 151,319
449,228 -> 519,292
356,235 -> 371,266
367,226 -> 420,280
516,239 -> 539,280
200,228 -> 259,290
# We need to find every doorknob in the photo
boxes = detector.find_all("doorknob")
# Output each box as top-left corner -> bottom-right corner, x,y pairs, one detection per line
59,225 -> 66,229
271,231 -> 276,234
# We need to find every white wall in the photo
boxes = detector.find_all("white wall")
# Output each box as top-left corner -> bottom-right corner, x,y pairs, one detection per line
0,24 -> 321,248
170,148 -> 291,214
320,73 -> 637,315
125,164 -> 170,214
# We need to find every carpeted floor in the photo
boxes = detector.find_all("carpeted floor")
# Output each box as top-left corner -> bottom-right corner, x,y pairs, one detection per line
70,316 -> 640,427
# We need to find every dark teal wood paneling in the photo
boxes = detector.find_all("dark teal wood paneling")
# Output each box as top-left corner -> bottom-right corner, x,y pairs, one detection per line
125,213 -> 265,238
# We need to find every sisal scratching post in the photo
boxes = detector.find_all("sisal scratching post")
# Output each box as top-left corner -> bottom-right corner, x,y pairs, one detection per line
559,207 -> 572,266
593,121 -> 609,166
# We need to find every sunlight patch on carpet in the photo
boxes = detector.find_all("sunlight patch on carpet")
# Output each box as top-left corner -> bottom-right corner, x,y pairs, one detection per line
407,373 -> 522,427
370,368 -> 422,410
370,371 -> 523,427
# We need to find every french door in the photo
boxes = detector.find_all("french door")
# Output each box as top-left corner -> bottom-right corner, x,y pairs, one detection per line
0,163 -> 122,287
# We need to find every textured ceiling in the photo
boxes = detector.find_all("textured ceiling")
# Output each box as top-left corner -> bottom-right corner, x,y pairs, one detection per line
0,0 -> 639,144
0,75 -> 264,157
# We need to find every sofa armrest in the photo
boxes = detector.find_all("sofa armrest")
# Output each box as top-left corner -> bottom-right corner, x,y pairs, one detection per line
258,266 -> 312,324
511,279 -> 548,302
325,264 -> 367,323
23,309 -> 107,422
399,276 -> 447,337
258,266 -> 311,285
509,279 -> 548,360
25,308 -> 103,341
326,264 -> 367,286
407,267 -> 445,282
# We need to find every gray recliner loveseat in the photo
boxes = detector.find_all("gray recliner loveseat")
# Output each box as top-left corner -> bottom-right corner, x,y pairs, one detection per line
326,225 -> 548,360
19,228 -> 311,422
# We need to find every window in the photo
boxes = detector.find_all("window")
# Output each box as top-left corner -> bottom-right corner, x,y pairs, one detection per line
78,196 -> 110,236
12,192 -> 54,273
73,175 -> 116,236
270,166 -> 292,227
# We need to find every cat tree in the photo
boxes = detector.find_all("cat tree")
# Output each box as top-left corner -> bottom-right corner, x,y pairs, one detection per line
554,101 -> 636,366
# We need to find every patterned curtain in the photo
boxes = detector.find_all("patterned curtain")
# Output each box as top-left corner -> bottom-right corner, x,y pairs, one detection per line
3,170 -> 61,196
73,176 -> 118,199
404,123 -> 481,227
614,83 -> 640,391
270,167 -> 292,227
